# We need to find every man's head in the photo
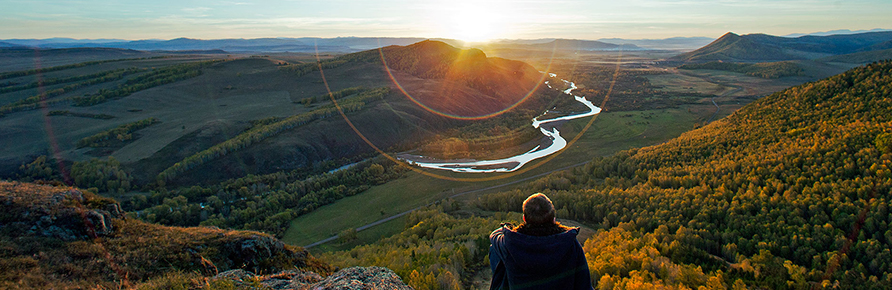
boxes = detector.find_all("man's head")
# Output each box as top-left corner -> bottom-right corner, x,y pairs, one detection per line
522,193 -> 555,225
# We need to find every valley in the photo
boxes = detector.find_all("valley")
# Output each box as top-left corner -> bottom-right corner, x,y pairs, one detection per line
3,29 -> 892,289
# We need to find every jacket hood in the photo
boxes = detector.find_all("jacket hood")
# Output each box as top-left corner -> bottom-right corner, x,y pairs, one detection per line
500,228 -> 581,273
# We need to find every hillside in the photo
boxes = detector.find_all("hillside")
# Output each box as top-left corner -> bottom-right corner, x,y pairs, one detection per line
678,60 -> 805,78
0,40 -> 556,185
470,61 -> 892,288
819,48 -> 892,64
0,181 -> 323,288
672,31 -> 892,63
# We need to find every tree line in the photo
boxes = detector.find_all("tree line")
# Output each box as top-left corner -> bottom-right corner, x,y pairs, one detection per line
70,60 -> 223,106
0,56 -> 166,80
17,155 -> 133,194
0,67 -> 145,94
134,158 -> 406,237
76,117 -> 159,148
299,86 -> 365,107
278,59 -> 348,78
0,67 -> 146,116
46,110 -> 115,119
322,205 -> 509,290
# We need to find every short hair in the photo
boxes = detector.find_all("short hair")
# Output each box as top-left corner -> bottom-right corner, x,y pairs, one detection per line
522,193 -> 555,225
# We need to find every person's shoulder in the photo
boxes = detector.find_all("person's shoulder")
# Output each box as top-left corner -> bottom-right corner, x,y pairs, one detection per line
490,223 -> 516,237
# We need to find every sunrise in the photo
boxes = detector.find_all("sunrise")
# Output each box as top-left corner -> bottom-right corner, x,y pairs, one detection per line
2,0 -> 892,289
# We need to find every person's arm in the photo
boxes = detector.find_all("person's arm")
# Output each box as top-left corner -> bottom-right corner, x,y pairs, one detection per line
489,226 -> 508,271
489,226 -> 510,290
573,238 -> 594,290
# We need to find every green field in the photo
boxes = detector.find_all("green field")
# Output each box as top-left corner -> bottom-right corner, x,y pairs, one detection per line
283,104 -> 720,250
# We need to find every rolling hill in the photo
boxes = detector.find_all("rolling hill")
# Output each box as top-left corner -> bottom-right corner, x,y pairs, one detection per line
0,40 -> 554,186
362,40 -> 545,117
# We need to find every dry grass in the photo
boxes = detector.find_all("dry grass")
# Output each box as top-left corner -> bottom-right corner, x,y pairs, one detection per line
0,181 -> 327,289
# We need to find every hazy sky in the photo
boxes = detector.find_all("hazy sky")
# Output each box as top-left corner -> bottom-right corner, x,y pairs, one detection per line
2,0 -> 890,41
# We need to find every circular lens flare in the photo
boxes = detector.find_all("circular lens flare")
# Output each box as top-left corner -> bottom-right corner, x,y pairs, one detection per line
316,41 -> 623,182
378,47 -> 548,120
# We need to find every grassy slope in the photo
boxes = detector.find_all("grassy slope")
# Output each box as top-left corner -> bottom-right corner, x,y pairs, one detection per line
0,56 -> 232,173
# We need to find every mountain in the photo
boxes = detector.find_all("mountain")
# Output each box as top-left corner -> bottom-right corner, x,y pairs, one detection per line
598,36 -> 715,50
785,28 -> 892,37
672,31 -> 892,63
0,37 -> 468,53
0,41 -> 29,48
525,39 -> 642,51
671,32 -> 793,62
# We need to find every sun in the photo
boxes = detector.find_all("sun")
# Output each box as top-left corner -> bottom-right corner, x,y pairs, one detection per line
438,1 -> 505,42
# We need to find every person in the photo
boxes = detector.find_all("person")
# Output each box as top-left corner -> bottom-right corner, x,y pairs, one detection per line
489,193 -> 593,290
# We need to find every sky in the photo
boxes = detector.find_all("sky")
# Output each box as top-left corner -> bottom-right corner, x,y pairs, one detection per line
1,0 -> 891,41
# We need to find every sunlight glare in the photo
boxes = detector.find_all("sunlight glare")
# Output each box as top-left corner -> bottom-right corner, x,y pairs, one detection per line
440,1 -> 504,43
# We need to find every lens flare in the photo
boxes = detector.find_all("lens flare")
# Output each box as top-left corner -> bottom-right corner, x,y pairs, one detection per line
318,41 -> 623,182
378,47 -> 548,120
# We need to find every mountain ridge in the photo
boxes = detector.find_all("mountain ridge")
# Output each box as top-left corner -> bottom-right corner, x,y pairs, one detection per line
672,31 -> 892,63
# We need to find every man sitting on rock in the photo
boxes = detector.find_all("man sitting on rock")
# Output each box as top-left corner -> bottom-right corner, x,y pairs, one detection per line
489,193 -> 593,290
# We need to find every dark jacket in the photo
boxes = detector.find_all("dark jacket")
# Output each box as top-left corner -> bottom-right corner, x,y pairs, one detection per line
489,225 -> 593,290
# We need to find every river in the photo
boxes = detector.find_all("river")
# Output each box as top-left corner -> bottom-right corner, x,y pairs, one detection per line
398,74 -> 601,173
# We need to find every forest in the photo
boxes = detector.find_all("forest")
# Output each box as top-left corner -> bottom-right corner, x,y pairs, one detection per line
471,61 -> 892,288
138,158 -> 406,237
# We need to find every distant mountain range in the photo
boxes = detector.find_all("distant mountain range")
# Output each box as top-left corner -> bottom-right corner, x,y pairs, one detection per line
0,37 -> 467,53
0,36 -> 722,53
598,37 -> 715,50
670,31 -> 892,63
784,28 -> 892,37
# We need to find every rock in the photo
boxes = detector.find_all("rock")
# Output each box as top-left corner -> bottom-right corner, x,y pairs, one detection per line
310,266 -> 413,290
1,182 -> 127,241
210,266 -> 411,290
214,269 -> 256,282
224,234 -> 308,272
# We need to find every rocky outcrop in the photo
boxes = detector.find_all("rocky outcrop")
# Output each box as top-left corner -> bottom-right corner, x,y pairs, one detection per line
0,182 -> 124,240
221,233 -> 309,272
312,267 -> 413,290
211,266 -> 413,290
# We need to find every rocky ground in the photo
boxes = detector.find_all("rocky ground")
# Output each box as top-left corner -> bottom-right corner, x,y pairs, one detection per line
212,266 -> 413,290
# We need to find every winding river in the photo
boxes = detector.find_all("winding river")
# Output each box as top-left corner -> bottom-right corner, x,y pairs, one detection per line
398,74 -> 601,173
